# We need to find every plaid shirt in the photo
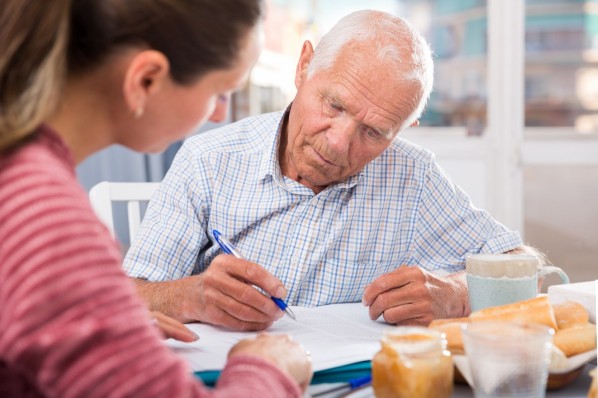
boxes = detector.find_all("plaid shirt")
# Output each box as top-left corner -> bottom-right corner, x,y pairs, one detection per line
123,110 -> 522,306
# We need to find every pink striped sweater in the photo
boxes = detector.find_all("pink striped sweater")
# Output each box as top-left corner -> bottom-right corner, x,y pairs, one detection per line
0,126 -> 301,397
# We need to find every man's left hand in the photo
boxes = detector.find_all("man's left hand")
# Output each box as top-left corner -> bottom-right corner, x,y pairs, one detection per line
362,265 -> 469,325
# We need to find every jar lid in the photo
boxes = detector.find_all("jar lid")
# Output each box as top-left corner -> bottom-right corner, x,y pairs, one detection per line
382,326 -> 445,354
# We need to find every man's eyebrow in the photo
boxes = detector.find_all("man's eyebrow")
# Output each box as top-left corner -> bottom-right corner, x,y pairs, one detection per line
371,125 -> 393,139
362,120 -> 394,139
326,92 -> 345,107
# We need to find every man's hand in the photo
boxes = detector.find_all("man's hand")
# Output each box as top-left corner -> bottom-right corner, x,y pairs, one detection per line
134,254 -> 287,331
362,265 -> 469,325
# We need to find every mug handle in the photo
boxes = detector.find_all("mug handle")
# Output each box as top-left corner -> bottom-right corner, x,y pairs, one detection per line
538,266 -> 570,287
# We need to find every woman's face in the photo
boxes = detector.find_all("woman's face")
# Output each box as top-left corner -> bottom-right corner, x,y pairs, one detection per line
126,24 -> 263,153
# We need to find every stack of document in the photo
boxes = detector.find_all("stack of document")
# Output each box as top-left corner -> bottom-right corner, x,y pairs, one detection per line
166,303 -> 391,385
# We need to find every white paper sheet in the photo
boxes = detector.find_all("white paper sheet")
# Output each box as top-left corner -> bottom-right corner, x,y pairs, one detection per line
166,303 -> 391,372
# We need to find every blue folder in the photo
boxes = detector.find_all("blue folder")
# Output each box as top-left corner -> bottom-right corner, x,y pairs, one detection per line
195,360 -> 371,387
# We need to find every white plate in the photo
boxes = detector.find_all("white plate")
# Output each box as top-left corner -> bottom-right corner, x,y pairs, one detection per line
453,349 -> 597,387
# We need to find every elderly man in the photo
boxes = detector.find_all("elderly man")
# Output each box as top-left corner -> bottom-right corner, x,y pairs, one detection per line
124,10 -> 528,331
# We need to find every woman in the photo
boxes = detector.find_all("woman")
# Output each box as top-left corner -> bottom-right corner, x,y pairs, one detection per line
0,1 -> 312,397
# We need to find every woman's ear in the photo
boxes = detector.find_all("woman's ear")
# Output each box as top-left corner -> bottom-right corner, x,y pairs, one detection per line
295,40 -> 314,89
123,50 -> 170,118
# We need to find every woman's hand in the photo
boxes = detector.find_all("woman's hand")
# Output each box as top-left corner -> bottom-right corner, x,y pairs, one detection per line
228,333 -> 313,392
150,311 -> 198,342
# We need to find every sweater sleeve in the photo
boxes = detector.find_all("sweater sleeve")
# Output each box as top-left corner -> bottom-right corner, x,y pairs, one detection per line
217,356 -> 302,397
0,158 -> 300,397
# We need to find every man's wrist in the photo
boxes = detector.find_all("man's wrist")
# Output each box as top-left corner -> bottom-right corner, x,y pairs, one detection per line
504,245 -> 546,267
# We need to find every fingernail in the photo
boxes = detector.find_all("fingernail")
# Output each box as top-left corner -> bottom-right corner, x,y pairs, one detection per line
276,311 -> 284,320
362,297 -> 368,306
274,286 -> 286,298
192,332 -> 200,340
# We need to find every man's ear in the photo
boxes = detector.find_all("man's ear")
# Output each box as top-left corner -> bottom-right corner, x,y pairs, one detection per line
123,50 -> 170,116
295,40 -> 314,89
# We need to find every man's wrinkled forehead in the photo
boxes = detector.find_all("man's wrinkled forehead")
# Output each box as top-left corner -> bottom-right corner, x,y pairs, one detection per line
315,53 -> 419,132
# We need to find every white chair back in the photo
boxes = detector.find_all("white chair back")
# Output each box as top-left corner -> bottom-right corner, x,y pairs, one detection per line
89,181 -> 160,242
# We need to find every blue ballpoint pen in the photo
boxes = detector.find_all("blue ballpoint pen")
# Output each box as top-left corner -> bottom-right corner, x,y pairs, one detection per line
212,229 -> 297,320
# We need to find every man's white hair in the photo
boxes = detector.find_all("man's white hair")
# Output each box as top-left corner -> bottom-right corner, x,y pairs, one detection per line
307,10 -> 434,129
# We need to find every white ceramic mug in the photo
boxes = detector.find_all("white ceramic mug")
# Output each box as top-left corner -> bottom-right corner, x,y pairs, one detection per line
466,254 -> 569,312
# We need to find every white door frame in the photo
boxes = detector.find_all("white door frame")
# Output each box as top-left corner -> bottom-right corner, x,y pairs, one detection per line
388,0 -> 597,242
486,0 -> 526,233
402,0 -> 526,233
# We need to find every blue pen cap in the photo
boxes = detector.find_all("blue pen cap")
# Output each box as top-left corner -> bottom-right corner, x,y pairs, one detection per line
213,229 -> 235,256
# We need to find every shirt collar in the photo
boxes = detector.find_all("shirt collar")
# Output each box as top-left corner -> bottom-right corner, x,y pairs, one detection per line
256,107 -> 289,183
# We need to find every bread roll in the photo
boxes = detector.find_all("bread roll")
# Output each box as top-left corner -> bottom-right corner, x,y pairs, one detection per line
553,300 -> 589,330
429,298 -> 596,361
553,323 -> 597,357
469,296 -> 558,330
429,317 -> 470,355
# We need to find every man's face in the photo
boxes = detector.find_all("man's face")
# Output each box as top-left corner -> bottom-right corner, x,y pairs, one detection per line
281,42 -> 420,193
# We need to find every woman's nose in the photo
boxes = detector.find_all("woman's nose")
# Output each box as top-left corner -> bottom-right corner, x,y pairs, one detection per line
209,95 -> 230,123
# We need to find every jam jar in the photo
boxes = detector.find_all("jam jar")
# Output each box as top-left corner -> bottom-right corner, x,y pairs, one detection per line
372,326 -> 453,398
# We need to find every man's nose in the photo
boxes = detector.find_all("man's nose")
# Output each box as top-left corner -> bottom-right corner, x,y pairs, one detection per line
327,115 -> 356,154
209,95 -> 229,123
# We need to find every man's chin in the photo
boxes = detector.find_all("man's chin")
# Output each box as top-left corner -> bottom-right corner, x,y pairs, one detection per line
298,167 -> 342,190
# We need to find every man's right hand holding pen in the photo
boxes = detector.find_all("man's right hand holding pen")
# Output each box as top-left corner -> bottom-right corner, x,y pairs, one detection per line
133,232 -> 293,331
212,230 -> 296,321
192,248 -> 291,330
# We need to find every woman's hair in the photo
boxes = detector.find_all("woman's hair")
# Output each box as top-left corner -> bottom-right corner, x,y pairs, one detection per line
307,10 -> 434,130
0,0 -> 264,151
